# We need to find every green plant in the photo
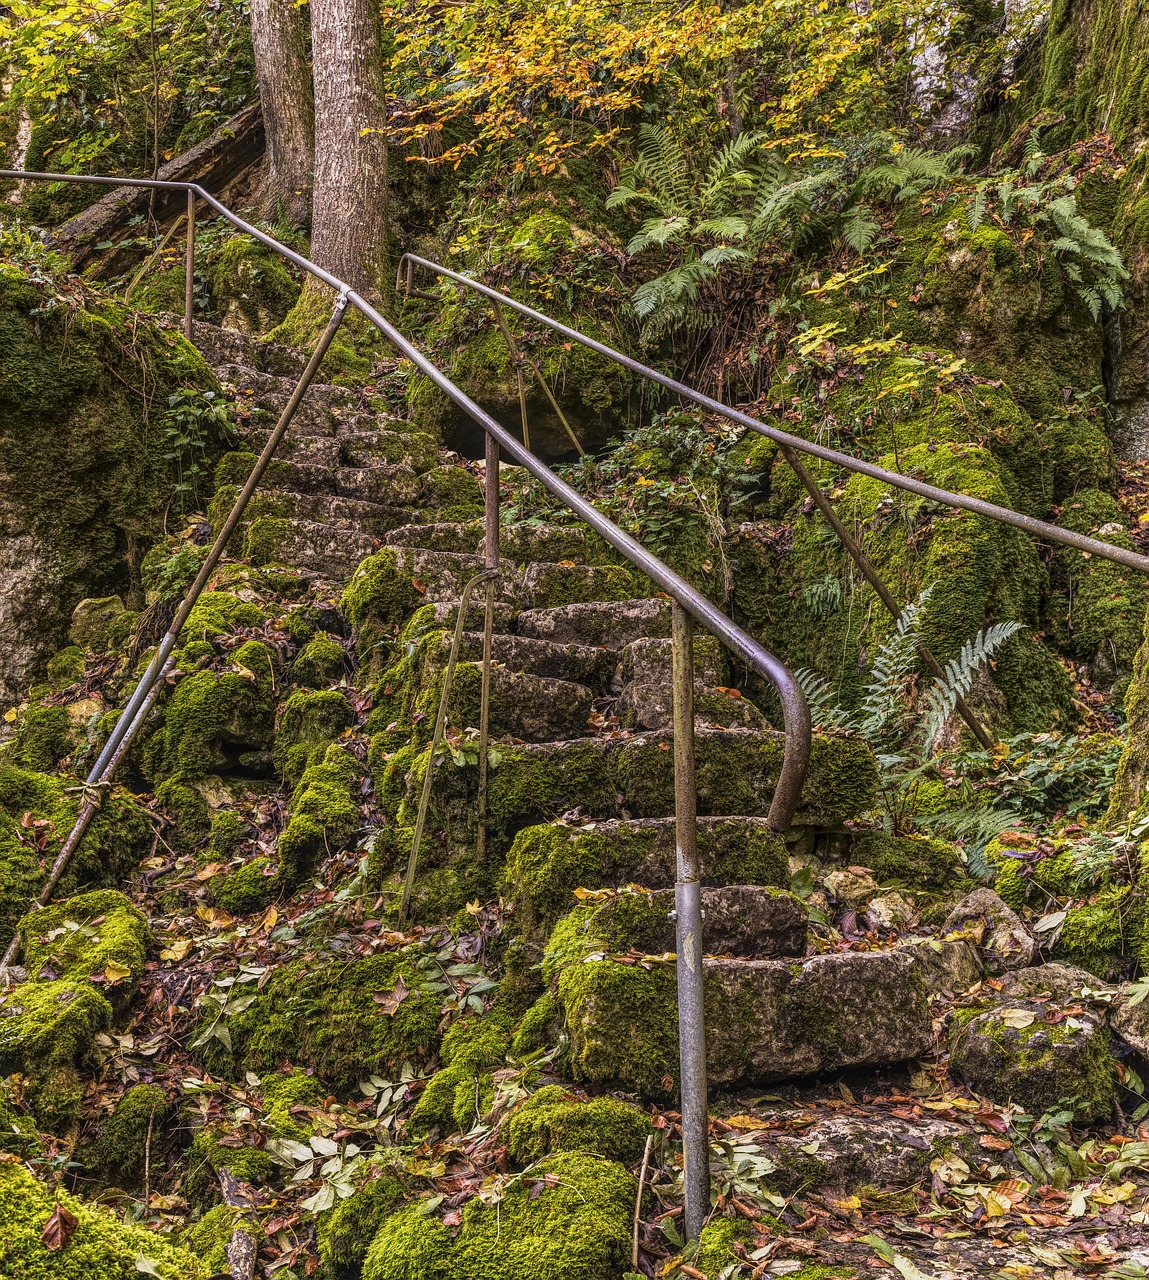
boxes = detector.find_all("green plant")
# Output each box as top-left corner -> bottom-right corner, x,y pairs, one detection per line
162,388 -> 233,512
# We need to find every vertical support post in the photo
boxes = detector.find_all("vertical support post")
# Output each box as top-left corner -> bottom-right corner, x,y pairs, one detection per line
671,602 -> 710,1240
476,432 -> 499,863
184,188 -> 196,342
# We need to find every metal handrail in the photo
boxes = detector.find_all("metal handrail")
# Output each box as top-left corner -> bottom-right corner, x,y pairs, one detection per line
1,169 -> 818,1236
397,252 -> 1149,578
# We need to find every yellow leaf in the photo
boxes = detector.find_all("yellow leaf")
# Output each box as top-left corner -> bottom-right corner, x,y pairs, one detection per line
3,708 -> 17,723
160,938 -> 192,962
258,905 -> 278,933
103,960 -> 132,983
722,1114 -> 765,1131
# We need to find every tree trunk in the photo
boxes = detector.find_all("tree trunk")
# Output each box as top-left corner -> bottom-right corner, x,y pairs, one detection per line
308,0 -> 390,298
250,0 -> 315,224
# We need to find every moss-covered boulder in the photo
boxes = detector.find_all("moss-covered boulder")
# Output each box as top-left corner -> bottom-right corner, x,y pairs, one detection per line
0,265 -> 221,705
408,1011 -> 513,1136
950,1004 -> 1116,1123
18,889 -> 151,991
84,1083 -> 169,1190
505,1086 -> 651,1165
0,1156 -> 208,1279
204,234 -> 301,333
362,1151 -> 634,1280
317,1164 -> 410,1279
277,744 -> 364,886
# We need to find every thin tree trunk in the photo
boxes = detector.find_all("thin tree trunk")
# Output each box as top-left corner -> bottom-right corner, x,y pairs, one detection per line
308,0 -> 389,298
250,0 -> 315,225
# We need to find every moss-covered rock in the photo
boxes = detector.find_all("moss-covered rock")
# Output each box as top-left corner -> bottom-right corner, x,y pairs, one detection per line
197,952 -> 441,1090
84,1083 -> 169,1190
850,831 -> 963,889
204,234 -> 301,333
294,632 -> 347,688
362,1151 -> 634,1280
409,1011 -> 513,1136
18,889 -> 151,990
317,1164 -> 409,1280
275,688 -> 355,781
277,743 -> 364,886
213,855 -> 277,916
505,1085 -> 651,1165
0,1156 -> 208,1279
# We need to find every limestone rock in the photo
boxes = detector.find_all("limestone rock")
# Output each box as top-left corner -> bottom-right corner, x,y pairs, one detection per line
68,595 -> 128,652
997,963 -> 1106,1002
943,888 -> 1035,972
950,1003 -> 1115,1121
903,937 -> 983,994
1109,988 -> 1149,1057
864,891 -> 916,932
824,867 -> 880,909
641,885 -> 807,958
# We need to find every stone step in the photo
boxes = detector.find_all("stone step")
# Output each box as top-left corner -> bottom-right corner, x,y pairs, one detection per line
520,561 -> 650,611
341,430 -> 441,473
244,515 -> 380,580
380,726 -> 879,847
219,364 -> 374,437
455,632 -> 618,690
503,816 -> 789,935
453,666 -> 597,743
615,636 -> 768,732
188,318 -> 308,378
561,946 -> 932,1093
386,522 -> 483,554
516,598 -> 672,648
218,451 -> 422,505
238,489 -> 416,535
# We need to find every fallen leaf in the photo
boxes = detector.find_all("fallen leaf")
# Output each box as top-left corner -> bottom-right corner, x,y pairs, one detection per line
160,938 -> 192,962
996,1008 -> 1037,1029
41,1203 -> 78,1251
103,960 -> 132,984
373,976 -> 409,1015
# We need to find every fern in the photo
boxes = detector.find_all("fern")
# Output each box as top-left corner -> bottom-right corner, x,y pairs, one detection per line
918,620 -> 1021,747
794,668 -> 851,731
840,203 -> 879,255
857,592 -> 929,740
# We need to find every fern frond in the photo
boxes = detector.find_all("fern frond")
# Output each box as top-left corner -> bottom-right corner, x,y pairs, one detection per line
840,203 -> 880,255
693,216 -> 750,241
858,592 -> 930,739
919,620 -> 1022,746
794,668 -> 853,730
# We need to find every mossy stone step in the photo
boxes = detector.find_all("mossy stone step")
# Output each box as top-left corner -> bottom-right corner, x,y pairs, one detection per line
503,816 -> 789,936
384,521 -> 618,566
226,488 -> 417,535
386,521 -> 484,554
557,946 -> 931,1095
218,364 -> 373,437
520,561 -> 651,611
245,514 -> 381,580
341,429 -> 441,473
516,597 -> 672,648
455,631 -> 618,690
379,726 -> 878,851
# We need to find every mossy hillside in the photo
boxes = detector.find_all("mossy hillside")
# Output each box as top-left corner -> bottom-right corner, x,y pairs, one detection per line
0,266 -> 221,625
1049,489 -> 1149,677
408,1011 -> 513,1136
502,819 -> 788,939
505,1085 -> 651,1165
0,1156 -> 208,1280
736,439 -> 1075,730
277,744 -> 364,887
0,763 -> 152,939
362,1151 -> 635,1280
196,952 -> 442,1090
18,889 -> 151,990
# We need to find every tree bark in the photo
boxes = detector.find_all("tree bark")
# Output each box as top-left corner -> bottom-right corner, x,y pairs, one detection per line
308,0 -> 390,298
250,0 -> 315,224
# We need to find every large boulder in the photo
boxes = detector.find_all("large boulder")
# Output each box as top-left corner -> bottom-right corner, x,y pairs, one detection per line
944,888 -> 1036,972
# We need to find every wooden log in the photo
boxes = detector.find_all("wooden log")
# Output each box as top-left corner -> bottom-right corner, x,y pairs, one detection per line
49,104 -> 266,273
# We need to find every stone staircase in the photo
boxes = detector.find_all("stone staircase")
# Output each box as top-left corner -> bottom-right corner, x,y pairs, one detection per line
174,317 -> 964,1106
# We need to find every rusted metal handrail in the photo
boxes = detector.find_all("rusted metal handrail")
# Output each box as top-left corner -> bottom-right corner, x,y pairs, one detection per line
0,170 -> 823,1234
396,252 -> 1149,579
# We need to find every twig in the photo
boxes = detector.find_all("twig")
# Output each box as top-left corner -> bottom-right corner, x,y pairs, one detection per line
143,1101 -> 155,1205
633,1133 -> 654,1268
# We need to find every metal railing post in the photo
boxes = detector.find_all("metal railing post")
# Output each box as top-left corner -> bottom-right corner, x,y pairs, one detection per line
399,569 -> 497,927
671,601 -> 710,1240
476,431 -> 500,863
184,188 -> 196,342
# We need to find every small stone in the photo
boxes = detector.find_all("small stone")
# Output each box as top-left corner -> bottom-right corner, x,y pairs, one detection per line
903,937 -> 983,994
68,595 -> 127,652
943,888 -> 1035,972
65,697 -> 103,726
864,892 -> 916,932
1110,988 -> 1149,1057
824,867 -> 880,909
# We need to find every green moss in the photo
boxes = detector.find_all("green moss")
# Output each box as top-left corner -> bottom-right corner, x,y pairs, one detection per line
213,856 -> 277,916
177,592 -> 265,648
276,689 -> 355,781
277,744 -> 363,886
511,991 -> 559,1056
206,810 -> 246,862
199,952 -> 442,1090
317,1164 -> 409,1279
294,633 -> 347,688
185,1130 -> 276,1208
695,1217 -> 755,1279
419,467 -> 484,519
181,1203 -> 250,1274
342,549 -> 423,659
266,283 -> 379,384
523,562 -> 642,611
263,1070 -> 325,1139
851,831 -> 962,888
154,779 -> 212,851
18,889 -> 151,989
46,646 -> 87,688
363,1151 -> 634,1280
12,704 -> 75,771
506,1085 -> 651,1165
204,235 -> 301,332
0,1159 -> 208,1279
86,1084 -> 168,1189
409,1012 -> 513,1136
